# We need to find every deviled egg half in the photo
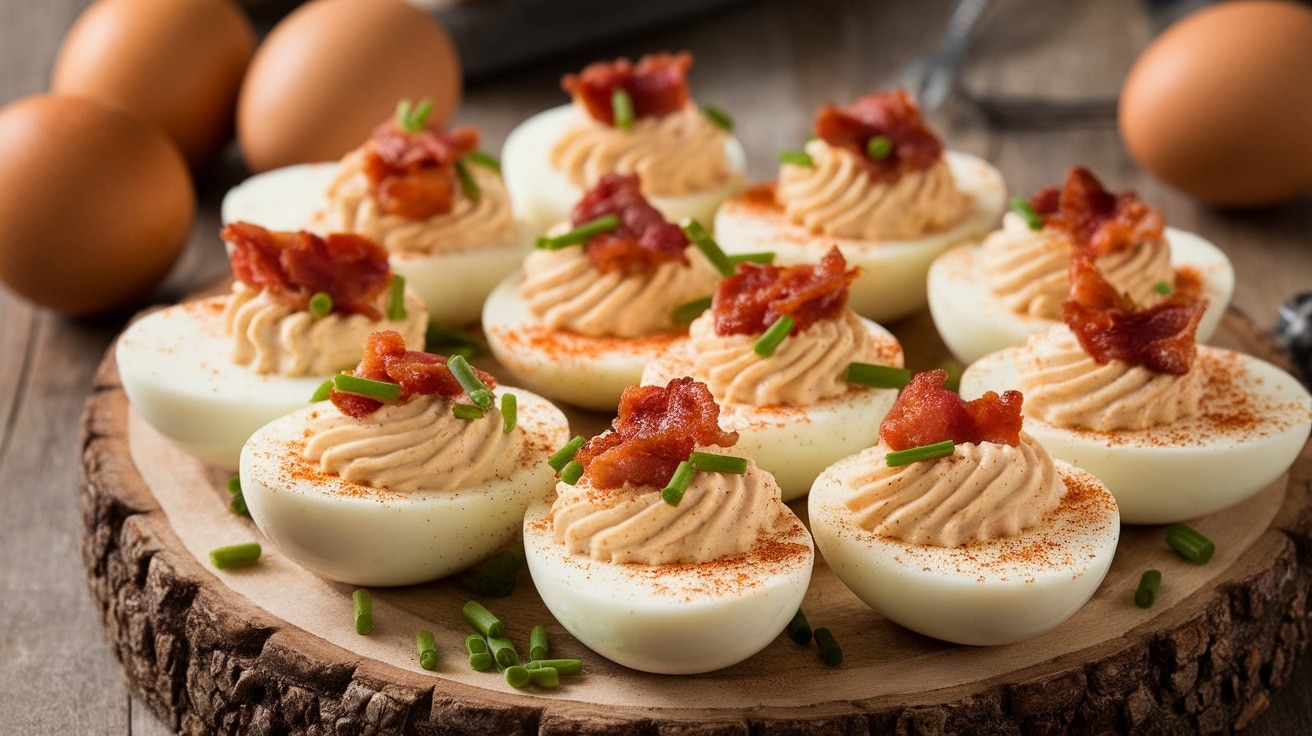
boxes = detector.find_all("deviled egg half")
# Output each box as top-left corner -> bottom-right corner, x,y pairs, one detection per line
928,166 -> 1234,364
523,377 -> 814,674
483,172 -> 719,411
501,51 -> 746,234
960,255 -> 1312,525
240,330 -> 569,587
808,369 -> 1120,646
713,88 -> 1005,323
221,100 -> 531,327
116,222 -> 427,469
643,247 -> 905,501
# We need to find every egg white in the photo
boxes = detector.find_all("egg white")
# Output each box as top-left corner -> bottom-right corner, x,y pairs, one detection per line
711,151 -> 1006,324
808,451 -> 1119,646
220,161 -> 532,327
960,346 -> 1312,525
500,104 -> 748,236
239,387 -> 569,587
927,227 -> 1235,365
522,494 -> 814,674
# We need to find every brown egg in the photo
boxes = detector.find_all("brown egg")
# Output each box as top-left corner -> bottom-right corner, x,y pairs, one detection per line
51,0 -> 256,172
1119,0 -> 1312,207
236,0 -> 462,173
0,95 -> 195,317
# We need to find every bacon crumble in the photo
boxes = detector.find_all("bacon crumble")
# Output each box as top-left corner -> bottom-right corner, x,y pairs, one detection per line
879,369 -> 1024,450
330,330 -> 498,418
1028,166 -> 1165,256
562,51 -> 693,127
569,173 -> 690,275
361,122 -> 480,220
712,247 -> 859,336
812,88 -> 944,183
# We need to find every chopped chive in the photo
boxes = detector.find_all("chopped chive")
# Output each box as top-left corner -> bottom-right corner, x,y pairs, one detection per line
1165,524 -> 1215,565
453,404 -> 485,420
662,460 -> 694,506
559,460 -> 584,485
308,291 -> 333,318
548,435 -> 586,471
814,627 -> 842,666
466,634 -> 494,671
209,542 -> 261,569
526,658 -> 582,676
487,633 -> 520,669
311,379 -> 333,402
226,475 -> 241,494
353,589 -> 373,635
778,149 -> 814,167
886,439 -> 956,467
446,354 -> 495,410
727,251 -> 776,266
536,214 -> 620,250
229,493 -> 249,517
1154,280 -> 1173,295
1009,196 -> 1043,230
416,630 -> 437,670
463,149 -> 501,173
866,134 -> 893,160
689,451 -> 748,474
753,315 -> 795,357
460,545 -> 524,597
612,88 -> 635,130
701,104 -> 733,131
333,373 -> 402,403
461,600 -> 503,638
845,362 -> 912,389
529,625 -> 549,662
396,98 -> 433,133
679,217 -> 734,276
386,275 -> 407,321
672,296 -> 713,326
466,633 -> 489,654
786,608 -> 812,645
504,665 -> 530,688
455,158 -> 480,201
500,393 -> 517,434
525,666 -> 560,688
1134,570 -> 1162,609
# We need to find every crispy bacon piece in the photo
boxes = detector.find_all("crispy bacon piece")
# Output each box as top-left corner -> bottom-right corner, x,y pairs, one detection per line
330,330 -> 498,418
879,369 -> 1024,450
712,247 -> 859,336
361,122 -> 480,220
1027,166 -> 1165,256
1062,255 -> 1205,375
576,377 -> 738,490
222,221 -> 391,320
569,173 -> 689,274
812,88 -> 944,183
561,51 -> 693,126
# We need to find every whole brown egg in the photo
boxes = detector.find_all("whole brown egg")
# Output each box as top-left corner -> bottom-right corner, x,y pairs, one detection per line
0,95 -> 195,317
236,0 -> 462,173
51,0 -> 256,172
1118,0 -> 1312,207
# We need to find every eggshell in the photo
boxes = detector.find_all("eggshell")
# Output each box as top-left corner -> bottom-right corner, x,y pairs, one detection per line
237,0 -> 462,173
1119,1 -> 1312,207
51,0 -> 256,171
0,95 -> 194,316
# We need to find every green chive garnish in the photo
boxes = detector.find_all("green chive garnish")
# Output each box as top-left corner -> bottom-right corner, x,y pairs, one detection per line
662,460 -> 694,506
463,149 -> 501,173
308,291 -> 333,318
525,666 -> 560,688
465,634 -> 494,671
209,542 -> 261,569
702,104 -> 733,130
778,149 -> 813,167
786,608 -> 812,645
689,451 -> 748,474
500,393 -> 517,434
455,158 -> 480,201
353,589 -> 373,635
225,476 -> 248,516
487,633 -> 520,669
460,545 -> 524,597
453,404 -> 485,420
1165,524 -> 1215,565
559,460 -> 584,485
396,98 -> 433,133
386,275 -> 407,321
333,373 -> 402,403
672,296 -> 713,326
226,475 -> 241,494
526,658 -> 582,676
548,436 -> 586,471
529,625 -> 549,662
612,88 -> 635,130
1009,196 -> 1043,230
866,134 -> 893,160
753,315 -> 795,357
727,251 -> 775,266
446,354 -> 494,410
886,439 -> 956,467
814,627 -> 842,666
536,214 -> 621,249
679,217 -> 734,276
416,630 -> 437,670
461,600 -> 503,638
1154,280 -> 1173,295
504,665 -> 530,688
1134,570 -> 1162,609
845,362 -> 912,389
311,379 -> 333,402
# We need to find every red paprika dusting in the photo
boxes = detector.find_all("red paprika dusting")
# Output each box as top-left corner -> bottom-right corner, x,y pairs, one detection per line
222,222 -> 392,320
361,121 -> 480,219
1028,167 -> 1164,256
812,88 -> 944,183
713,246 -> 859,336
570,173 -> 690,275
879,369 -> 1024,450
562,51 -> 692,127
330,330 -> 497,418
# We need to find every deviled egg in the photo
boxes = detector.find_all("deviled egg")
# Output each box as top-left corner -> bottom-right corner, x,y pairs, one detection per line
523,377 -> 813,673
713,88 -> 1005,323
808,369 -> 1120,646
240,330 -> 569,587
501,51 -> 747,234
960,255 -> 1312,525
116,222 -> 427,469
928,165 -> 1234,364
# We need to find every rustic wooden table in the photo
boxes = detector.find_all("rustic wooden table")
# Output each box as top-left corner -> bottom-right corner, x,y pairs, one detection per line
2,0 -> 1310,733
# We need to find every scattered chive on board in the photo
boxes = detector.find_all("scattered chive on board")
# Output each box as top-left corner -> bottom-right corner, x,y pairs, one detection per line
386,275 -> 407,321
672,296 -> 713,326
333,373 -> 402,403
460,545 -> 524,598
886,439 -> 956,467
352,589 -> 373,635
786,608 -> 812,645
536,214 -> 620,249
308,291 -> 333,318
527,658 -> 582,676
688,451 -> 748,474
679,217 -> 734,276
1134,570 -> 1162,609
1009,196 -> 1043,230
416,630 -> 437,670
461,600 -> 503,638
662,460 -> 694,506
504,664 -> 530,688
845,362 -> 911,389
1165,524 -> 1215,565
753,315 -> 794,357
487,633 -> 520,669
814,627 -> 843,666
548,435 -> 586,471
526,667 -> 560,688
778,149 -> 813,167
611,88 -> 635,130
209,542 -> 261,569
465,634 -> 494,671
529,625 -> 549,662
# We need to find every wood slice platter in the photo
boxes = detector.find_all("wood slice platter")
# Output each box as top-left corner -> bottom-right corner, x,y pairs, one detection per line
80,308 -> 1312,735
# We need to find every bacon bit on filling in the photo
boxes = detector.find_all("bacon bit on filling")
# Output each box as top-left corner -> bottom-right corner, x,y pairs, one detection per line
712,246 -> 859,336
1027,166 -> 1165,256
1062,255 -> 1205,375
223,221 -> 391,320
361,122 -> 480,220
879,369 -> 1024,450
570,173 -> 689,275
330,330 -> 498,418
812,88 -> 944,183
561,51 -> 693,127
574,377 -> 738,490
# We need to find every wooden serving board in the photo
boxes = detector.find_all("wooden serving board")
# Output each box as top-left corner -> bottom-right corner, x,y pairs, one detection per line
79,309 -> 1312,735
